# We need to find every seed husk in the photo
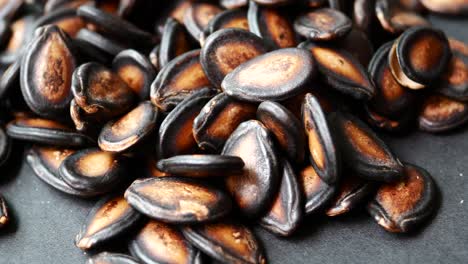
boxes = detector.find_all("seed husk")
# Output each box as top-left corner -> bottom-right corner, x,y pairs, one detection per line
302,93 -> 340,184
183,3 -> 222,41
87,252 -> 140,264
201,28 -> 268,89
159,18 -> 192,68
420,0 -> 468,15
125,177 -> 232,224
367,163 -> 437,233
298,165 -> 336,214
326,174 -> 375,216
294,8 -> 352,41
300,41 -> 375,100
71,62 -> 136,119
222,120 -> 281,217
34,7 -> 86,37
329,111 -> 404,182
260,159 -> 303,237
156,155 -> 244,178
375,0 -> 430,34
0,195 -> 9,228
157,88 -> 215,159
258,100 -> 305,163
129,220 -> 199,264
207,8 -> 250,34
353,0 -> 375,34
112,49 -> 156,100
418,94 -> 468,133
437,38 -> 468,101
59,148 -> 128,194
99,101 -> 158,153
20,25 -> 76,119
247,1 -> 297,49
0,125 -> 11,167
182,222 -> 266,264
192,92 -> 257,152
6,115 -> 94,147
76,195 -> 142,250
150,49 -> 212,112
75,29 -> 128,57
222,48 -> 316,102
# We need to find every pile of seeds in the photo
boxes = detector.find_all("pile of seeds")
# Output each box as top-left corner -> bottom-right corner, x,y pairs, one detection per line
0,0 -> 466,263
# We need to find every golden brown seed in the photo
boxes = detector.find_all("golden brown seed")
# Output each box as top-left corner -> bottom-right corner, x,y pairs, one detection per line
418,94 -> 468,133
208,9 -> 249,33
294,8 -> 352,41
298,165 -> 336,214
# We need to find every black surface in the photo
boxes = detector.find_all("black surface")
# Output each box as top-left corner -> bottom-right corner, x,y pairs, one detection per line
1,16 -> 468,264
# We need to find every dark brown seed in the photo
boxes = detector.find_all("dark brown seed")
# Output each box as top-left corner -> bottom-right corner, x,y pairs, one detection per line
0,56 -> 21,100
148,44 -> 160,72
338,28 -> 374,68
294,8 -> 352,41
282,88 -> 337,120
75,29 -> 127,57
87,252 -> 140,264
353,0 -> 375,34
300,41 -> 375,100
20,25 -> 76,119
257,101 -> 305,163
418,94 -> 468,133
0,125 -> 11,167
112,49 -> 156,100
159,18 -> 192,68
193,93 -> 257,152
71,62 -> 136,119
367,163 -> 437,233
248,1 -> 297,49
302,93 -> 340,184
1,15 -> 36,65
201,28 -> 268,89
207,8 -> 250,34
156,155 -> 244,178
125,177 -> 232,223
329,111 -> 403,182
221,0 -> 248,9
390,26 -> 451,88
368,41 -> 416,118
260,159 -> 303,236
34,7 -> 86,37
182,222 -> 266,264
76,196 -> 142,250
6,115 -> 93,147
99,101 -> 159,153
158,88 -> 215,159
437,38 -> 468,101
0,195 -> 9,228
364,106 -> 413,133
375,0 -> 430,34
326,174 -> 374,216
222,120 -> 281,217
222,48 -> 316,102
150,49 -> 212,112
145,157 -> 173,178
298,165 -> 336,215
183,3 -> 222,41
69,98 -> 99,133
129,220 -> 198,264
420,0 -> 468,15
59,148 -> 127,194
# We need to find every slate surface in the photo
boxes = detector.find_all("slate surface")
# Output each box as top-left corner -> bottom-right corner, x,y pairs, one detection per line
0,15 -> 467,264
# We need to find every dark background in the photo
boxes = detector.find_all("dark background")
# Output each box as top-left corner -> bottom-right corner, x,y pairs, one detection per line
1,15 -> 467,264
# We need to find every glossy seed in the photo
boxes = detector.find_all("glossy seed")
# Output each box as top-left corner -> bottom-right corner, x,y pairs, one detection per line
0,195 -> 9,228
367,163 -> 437,233
299,165 -> 336,214
59,148 -> 127,194
375,0 -> 430,34
157,155 -> 244,178
329,111 -> 403,182
20,25 -> 76,119
144,157 -> 173,178
182,222 -> 266,264
99,101 -> 158,153
418,94 -> 468,133
302,93 -> 340,184
158,88 -> 215,159
201,28 -> 268,89
193,93 -> 257,152
437,38 -> 468,101
148,44 -> 160,72
222,120 -> 280,217
184,3 -> 222,41
420,0 -> 468,15
6,115 -> 93,147
0,126 -> 11,167
150,49 -> 212,112
112,49 -> 156,100
129,220 -> 198,264
248,1 -> 297,49
300,42 -> 375,100
353,0 -> 375,34
294,8 -> 352,41
125,177 -> 232,223
1,15 -> 36,65
76,196 -> 142,250
75,29 -> 127,57
0,57 -> 21,100
260,159 -> 303,236
207,8 -> 250,34
222,48 -> 315,102
87,252 -> 140,264
257,101 -> 305,163
159,18 -> 192,68
326,174 -> 374,216
34,7 -> 86,37
72,62 -> 136,119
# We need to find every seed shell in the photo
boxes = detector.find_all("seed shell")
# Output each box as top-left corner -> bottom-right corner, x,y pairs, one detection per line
294,8 -> 352,41
418,94 -> 468,133
326,174 -> 374,216
299,165 -> 337,214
